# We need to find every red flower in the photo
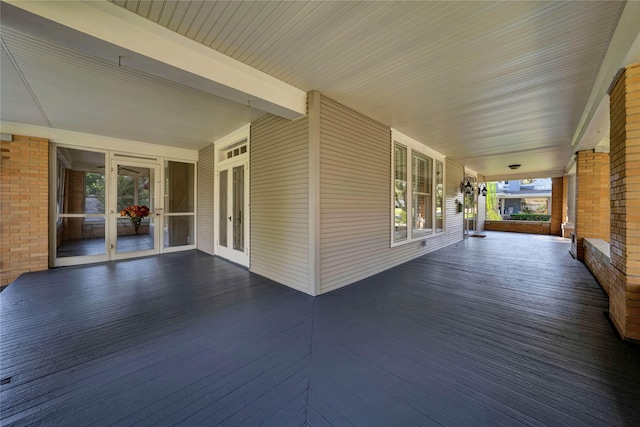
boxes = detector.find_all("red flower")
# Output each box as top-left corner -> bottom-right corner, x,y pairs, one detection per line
120,205 -> 150,219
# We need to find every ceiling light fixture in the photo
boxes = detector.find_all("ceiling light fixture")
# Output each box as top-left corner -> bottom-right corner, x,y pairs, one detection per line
508,164 -> 521,170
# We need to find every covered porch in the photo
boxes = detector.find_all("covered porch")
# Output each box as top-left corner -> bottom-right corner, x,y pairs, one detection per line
1,231 -> 638,426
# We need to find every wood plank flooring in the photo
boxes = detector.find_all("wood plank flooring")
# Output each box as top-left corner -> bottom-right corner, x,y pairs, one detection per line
1,232 -> 639,426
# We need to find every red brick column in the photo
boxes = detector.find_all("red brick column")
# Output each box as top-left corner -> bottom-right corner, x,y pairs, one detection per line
562,176 -> 568,224
0,136 -> 49,287
572,150 -> 610,260
609,62 -> 640,340
550,177 -> 563,236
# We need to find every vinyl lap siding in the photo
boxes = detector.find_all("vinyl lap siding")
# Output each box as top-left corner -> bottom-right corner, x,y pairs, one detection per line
197,144 -> 215,255
319,95 -> 463,293
251,115 -> 311,294
445,159 -> 464,240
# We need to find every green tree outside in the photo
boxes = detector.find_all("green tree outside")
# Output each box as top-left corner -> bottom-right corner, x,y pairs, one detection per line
485,182 -> 501,220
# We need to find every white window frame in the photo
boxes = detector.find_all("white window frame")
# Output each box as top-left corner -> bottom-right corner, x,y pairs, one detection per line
391,129 -> 446,247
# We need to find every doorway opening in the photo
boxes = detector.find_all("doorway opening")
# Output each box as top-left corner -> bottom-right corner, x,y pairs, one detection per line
214,135 -> 249,267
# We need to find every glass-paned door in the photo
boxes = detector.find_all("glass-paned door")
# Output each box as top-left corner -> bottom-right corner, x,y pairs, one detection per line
216,160 -> 248,266
112,162 -> 160,258
164,161 -> 195,248
53,147 -> 108,266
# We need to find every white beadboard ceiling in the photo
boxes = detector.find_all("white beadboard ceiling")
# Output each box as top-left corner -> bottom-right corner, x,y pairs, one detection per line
2,0 -> 638,180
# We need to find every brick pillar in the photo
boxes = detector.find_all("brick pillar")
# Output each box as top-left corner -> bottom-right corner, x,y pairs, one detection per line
562,176 -> 568,224
609,62 -> 640,341
0,136 -> 49,287
572,150 -> 610,260
550,177 -> 563,236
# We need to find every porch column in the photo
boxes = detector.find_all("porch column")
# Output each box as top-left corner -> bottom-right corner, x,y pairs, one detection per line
609,62 -> 640,341
571,150 -> 610,260
550,177 -> 563,236
561,175 -> 575,238
0,135 -> 49,287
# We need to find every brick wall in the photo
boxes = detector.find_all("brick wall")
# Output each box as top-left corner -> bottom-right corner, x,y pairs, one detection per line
583,239 -> 613,295
573,150 -> 610,260
562,175 -> 568,224
550,177 -> 563,236
484,220 -> 550,235
608,62 -> 640,341
0,136 -> 49,287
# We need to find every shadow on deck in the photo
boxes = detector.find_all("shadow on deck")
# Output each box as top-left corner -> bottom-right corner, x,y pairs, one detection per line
1,231 -> 639,426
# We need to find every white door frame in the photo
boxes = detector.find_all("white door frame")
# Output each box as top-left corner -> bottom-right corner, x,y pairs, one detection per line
50,142 -> 198,267
109,156 -> 162,260
214,126 -> 250,267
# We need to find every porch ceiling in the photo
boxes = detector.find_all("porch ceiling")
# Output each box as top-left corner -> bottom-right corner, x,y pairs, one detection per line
2,1 -> 639,180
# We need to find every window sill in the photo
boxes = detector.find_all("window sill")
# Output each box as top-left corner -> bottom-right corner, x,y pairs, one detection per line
391,232 -> 443,248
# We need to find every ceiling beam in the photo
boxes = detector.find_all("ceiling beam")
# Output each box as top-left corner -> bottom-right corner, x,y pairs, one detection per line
4,0 -> 307,120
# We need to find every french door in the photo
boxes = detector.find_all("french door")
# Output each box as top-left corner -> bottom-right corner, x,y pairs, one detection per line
52,146 -> 196,267
215,158 -> 249,266
110,160 -> 161,260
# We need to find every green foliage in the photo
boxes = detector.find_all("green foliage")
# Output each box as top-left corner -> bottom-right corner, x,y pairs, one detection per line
85,172 -> 105,212
509,214 -> 551,221
485,182 -> 501,220
117,175 -> 135,211
395,207 -> 407,225
85,172 -> 104,197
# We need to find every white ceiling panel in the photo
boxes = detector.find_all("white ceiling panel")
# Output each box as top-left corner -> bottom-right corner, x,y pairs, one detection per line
109,0 -> 628,177
0,42 -> 49,127
0,23 -> 263,150
3,0 -> 638,179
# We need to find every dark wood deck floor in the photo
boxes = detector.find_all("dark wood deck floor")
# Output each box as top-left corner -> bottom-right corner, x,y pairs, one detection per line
1,232 -> 639,426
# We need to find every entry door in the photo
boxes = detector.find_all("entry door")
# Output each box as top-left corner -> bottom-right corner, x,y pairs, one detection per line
111,161 -> 161,259
216,160 -> 248,266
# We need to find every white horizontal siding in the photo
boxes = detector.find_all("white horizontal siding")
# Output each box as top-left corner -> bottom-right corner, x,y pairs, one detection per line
318,95 -> 464,294
444,159 -> 465,242
196,143 -> 215,255
250,114 -> 310,294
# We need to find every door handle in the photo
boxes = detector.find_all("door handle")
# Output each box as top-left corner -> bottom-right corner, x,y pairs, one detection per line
228,216 -> 232,222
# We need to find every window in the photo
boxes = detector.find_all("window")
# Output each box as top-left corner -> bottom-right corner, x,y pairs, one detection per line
394,144 -> 408,241
435,160 -> 443,233
412,151 -> 432,237
392,130 -> 445,245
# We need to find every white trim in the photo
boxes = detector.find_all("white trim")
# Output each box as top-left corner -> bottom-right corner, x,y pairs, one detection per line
213,126 -> 251,267
391,128 -> 447,161
391,129 -> 446,248
50,144 -> 111,267
2,121 -> 197,161
110,157 -> 161,260
308,91 -> 321,296
213,124 -> 251,149
161,158 -> 198,250
49,142 -> 198,267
